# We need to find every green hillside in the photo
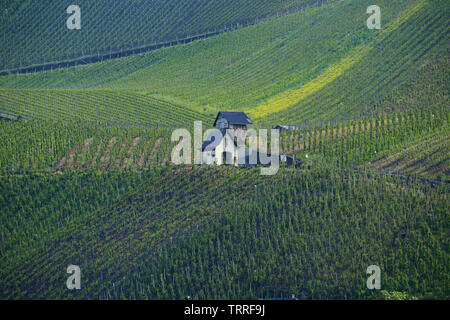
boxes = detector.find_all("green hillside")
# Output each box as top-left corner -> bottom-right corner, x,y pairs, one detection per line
0,88 -> 212,126
1,103 -> 447,178
1,0 -> 448,125
0,0 -> 318,71
1,0 -> 447,178
0,116 -> 448,299
0,0 -> 448,301
262,0 -> 449,124
0,120 -> 175,175
0,166 -> 448,299
277,106 -> 449,180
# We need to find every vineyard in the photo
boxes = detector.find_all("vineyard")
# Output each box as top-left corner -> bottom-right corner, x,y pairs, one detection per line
261,0 -> 449,124
277,105 -> 449,180
0,166 -> 448,299
0,0 -> 447,126
0,0 -> 448,301
0,0 -> 319,71
0,120 -> 177,175
0,89 -> 211,126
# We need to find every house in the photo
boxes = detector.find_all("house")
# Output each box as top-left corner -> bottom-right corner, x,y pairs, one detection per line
202,112 -> 253,165
213,112 -> 252,133
201,128 -> 235,165
201,112 -> 284,169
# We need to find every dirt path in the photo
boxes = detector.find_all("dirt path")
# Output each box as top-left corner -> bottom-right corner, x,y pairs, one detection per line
122,137 -> 141,169
55,155 -> 68,170
90,142 -> 103,168
115,138 -> 129,169
66,146 -> 77,169
75,138 -> 93,169
137,140 -> 151,169
147,137 -> 163,166
100,137 -> 117,169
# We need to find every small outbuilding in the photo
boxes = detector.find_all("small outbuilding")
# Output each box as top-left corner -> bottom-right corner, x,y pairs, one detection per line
273,125 -> 300,132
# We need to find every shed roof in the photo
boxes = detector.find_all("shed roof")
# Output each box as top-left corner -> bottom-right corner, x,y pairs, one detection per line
213,112 -> 252,127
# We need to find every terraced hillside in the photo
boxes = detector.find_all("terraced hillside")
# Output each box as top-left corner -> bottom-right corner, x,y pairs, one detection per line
0,0 -> 318,71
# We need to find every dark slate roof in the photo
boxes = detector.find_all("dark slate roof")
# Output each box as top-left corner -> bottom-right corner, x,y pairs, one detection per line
213,112 -> 252,127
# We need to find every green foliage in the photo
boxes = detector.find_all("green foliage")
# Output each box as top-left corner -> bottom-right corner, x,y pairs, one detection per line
0,0 -> 318,70
379,290 -> 418,300
278,105 -> 448,179
0,0 -> 448,301
262,0 -> 449,124
0,0 -> 447,127
0,89 -> 211,126
0,120 -> 175,174
0,166 -> 448,299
